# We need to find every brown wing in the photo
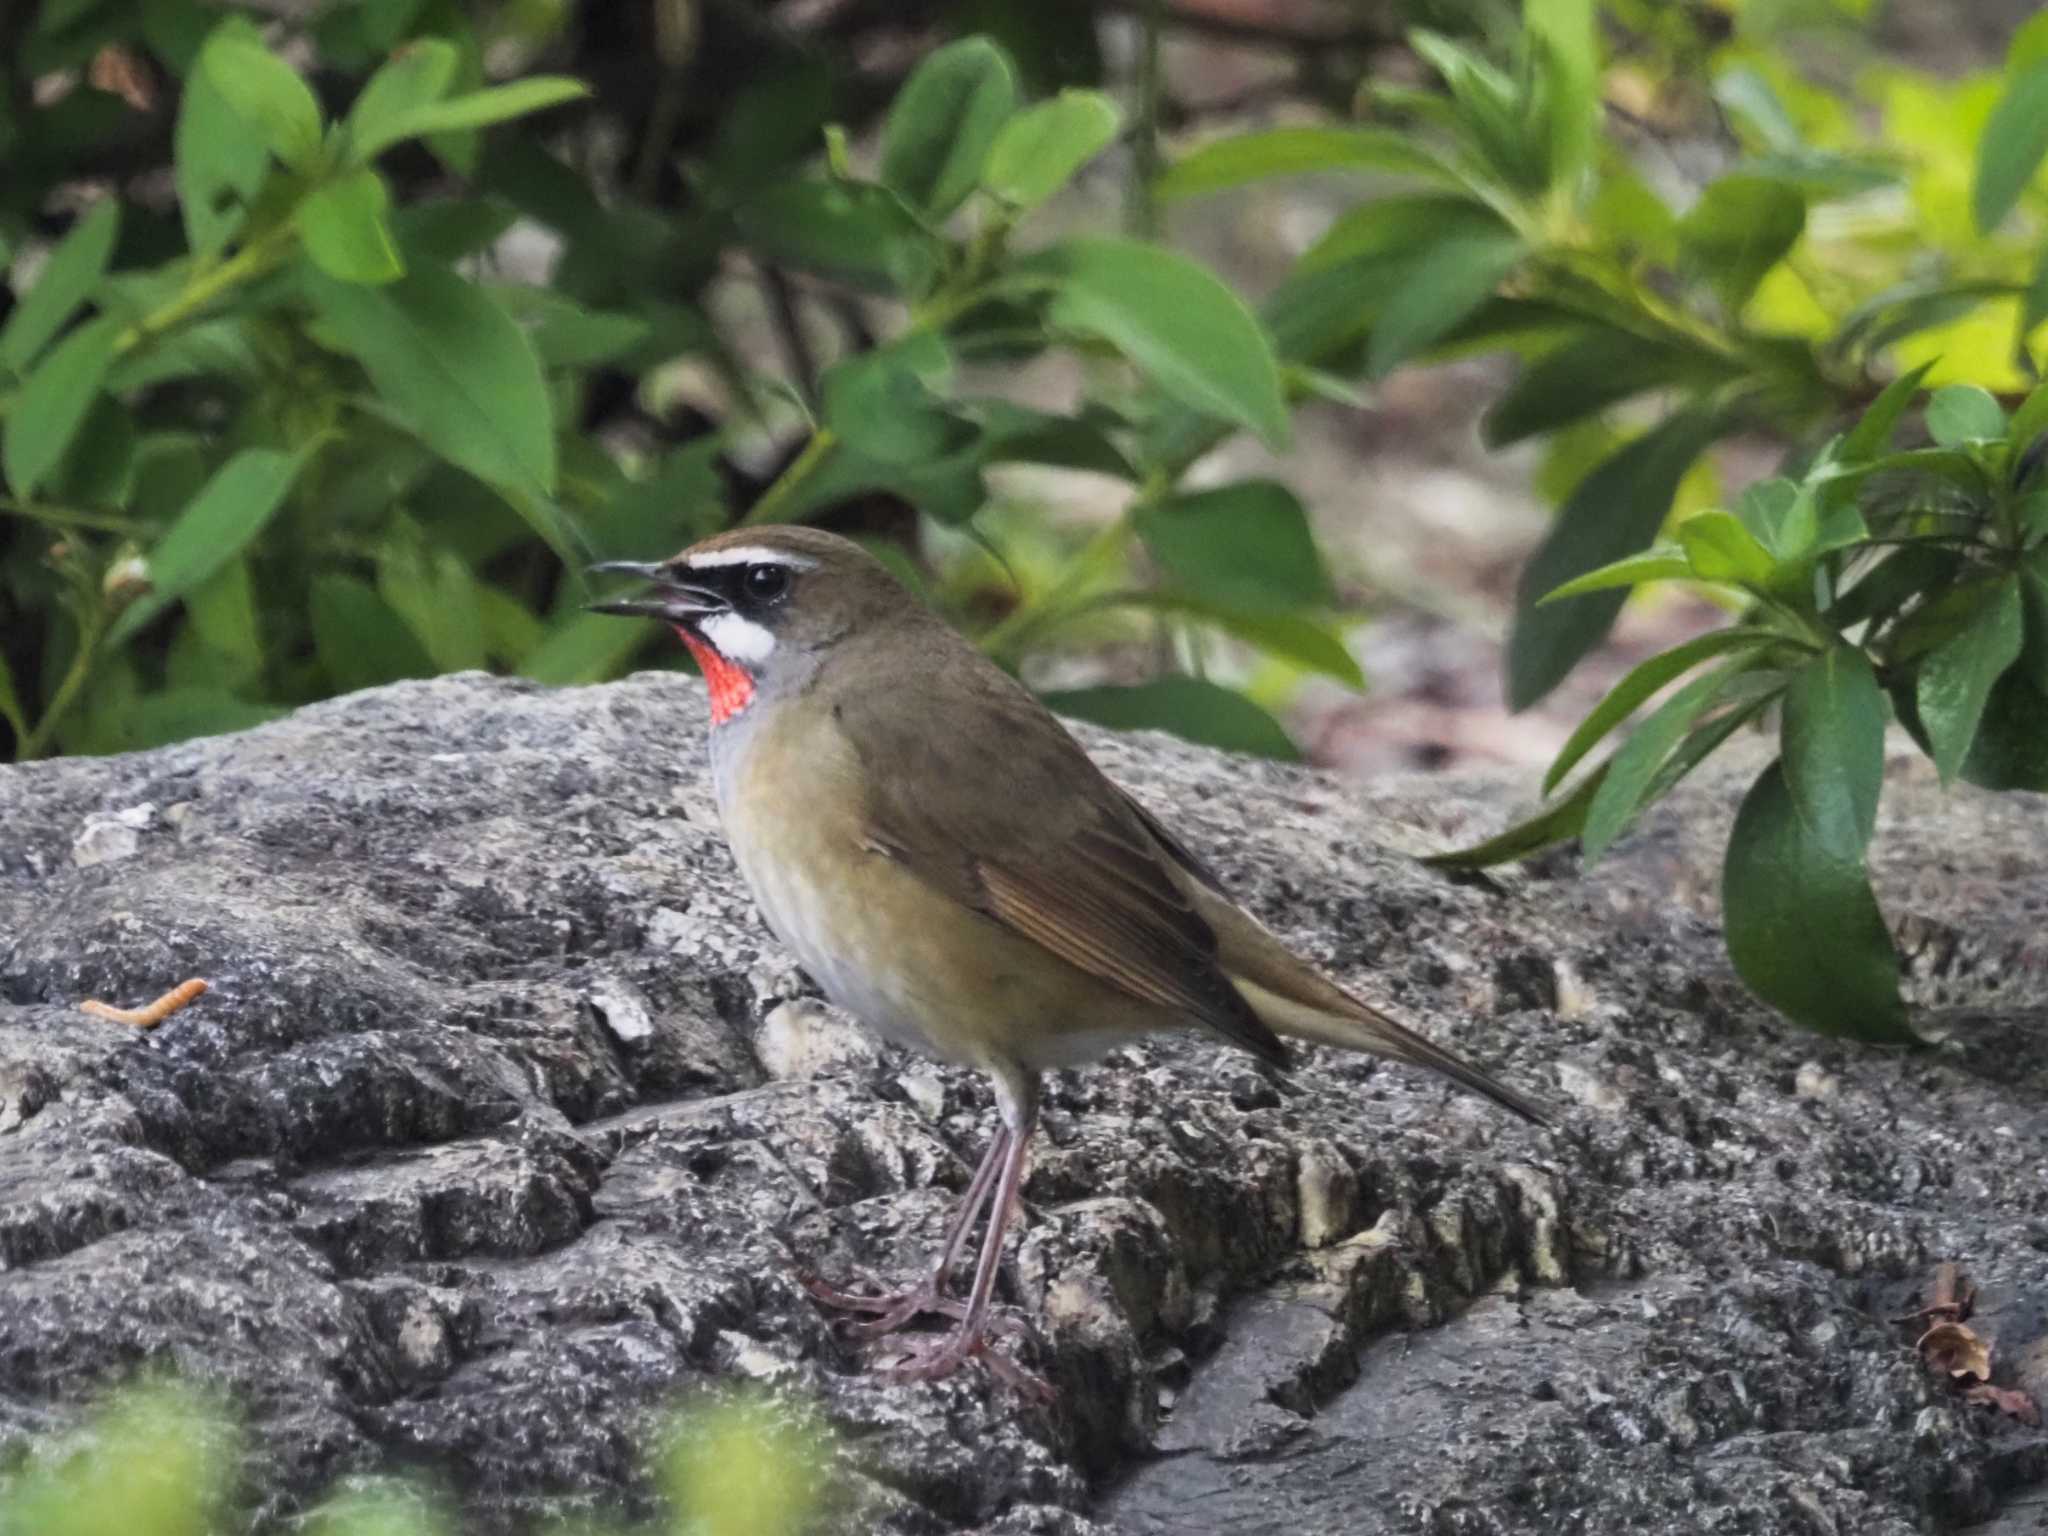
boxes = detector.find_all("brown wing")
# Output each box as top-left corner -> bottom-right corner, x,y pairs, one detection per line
830,629 -> 1288,1068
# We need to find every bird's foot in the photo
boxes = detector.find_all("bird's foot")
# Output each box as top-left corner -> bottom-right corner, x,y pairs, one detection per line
882,1324 -> 1054,1403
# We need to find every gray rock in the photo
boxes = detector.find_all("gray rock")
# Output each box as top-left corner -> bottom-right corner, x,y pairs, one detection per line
1,672 -> 2043,1533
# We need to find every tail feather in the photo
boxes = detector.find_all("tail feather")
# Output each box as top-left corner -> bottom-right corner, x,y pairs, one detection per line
1235,977 -> 1552,1126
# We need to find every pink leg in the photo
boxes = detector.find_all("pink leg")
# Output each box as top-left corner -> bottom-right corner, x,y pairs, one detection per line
886,1068 -> 1051,1399
801,1127 -> 1012,1336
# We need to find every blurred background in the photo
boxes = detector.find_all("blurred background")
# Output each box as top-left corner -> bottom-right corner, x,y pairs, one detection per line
2,0 -> 2044,775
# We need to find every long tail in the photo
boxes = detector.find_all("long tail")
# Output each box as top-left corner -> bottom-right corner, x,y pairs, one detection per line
1232,976 -> 1552,1127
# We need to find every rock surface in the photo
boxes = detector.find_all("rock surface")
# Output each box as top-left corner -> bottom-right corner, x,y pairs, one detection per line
1,672 -> 2043,1533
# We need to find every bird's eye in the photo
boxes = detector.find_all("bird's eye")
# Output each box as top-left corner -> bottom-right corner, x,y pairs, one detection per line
740,563 -> 791,604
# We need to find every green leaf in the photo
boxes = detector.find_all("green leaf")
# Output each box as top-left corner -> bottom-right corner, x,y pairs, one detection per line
0,199 -> 118,374
821,338 -> 976,466
1524,0 -> 1598,185
1543,626 -> 1778,794
306,260 -> 556,502
1841,361 -> 1933,462
309,577 -> 438,692
1722,759 -> 1913,1043
1924,383 -> 2006,446
185,557 -> 262,668
2022,554 -> 2048,693
1104,591 -> 1362,687
476,583 -> 546,666
1367,232 -> 1525,376
2,314 -> 118,497
110,445 -> 316,644
1030,237 -> 1289,448
1539,551 -> 1694,602
522,609 -> 653,686
879,37 -> 1018,218
1582,661 -> 1759,863
379,533 -> 485,672
2025,242 -> 2048,344
735,181 -> 943,297
1677,510 -> 1776,587
343,37 -> 459,162
1296,194 -> 1508,277
983,89 -> 1120,209
1677,175 -> 1805,310
1781,647 -> 1885,860
490,286 -> 653,369
1044,678 -> 1298,760
1156,126 -> 1453,200
1507,409 -> 1725,709
1973,61 -> 2048,232
976,403 -> 1136,480
2009,377 -> 2048,462
297,168 -> 405,284
351,76 -> 589,163
1957,670 -> 2048,791
200,30 -> 324,170
50,395 -> 137,510
1915,575 -> 2024,782
174,59 -> 272,257
1423,762 -> 1609,869
1483,327 -> 1723,448
1134,480 -> 1332,614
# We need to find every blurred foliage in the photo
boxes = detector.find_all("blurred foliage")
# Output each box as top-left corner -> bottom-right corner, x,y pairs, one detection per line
0,1378 -> 831,1535
5,0 -> 2048,1037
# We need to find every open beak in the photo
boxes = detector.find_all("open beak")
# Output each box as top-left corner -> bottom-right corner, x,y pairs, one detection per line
585,560 -> 726,623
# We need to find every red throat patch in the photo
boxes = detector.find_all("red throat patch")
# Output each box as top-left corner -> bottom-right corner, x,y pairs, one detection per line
675,626 -> 757,725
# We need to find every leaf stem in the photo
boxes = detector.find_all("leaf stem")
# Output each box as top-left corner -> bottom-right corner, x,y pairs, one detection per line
739,428 -> 838,526
113,226 -> 297,356
0,498 -> 147,535
19,608 -> 105,760
979,514 -> 1137,661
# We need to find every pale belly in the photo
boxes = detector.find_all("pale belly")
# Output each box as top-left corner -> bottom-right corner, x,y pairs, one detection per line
710,706 -> 1175,1072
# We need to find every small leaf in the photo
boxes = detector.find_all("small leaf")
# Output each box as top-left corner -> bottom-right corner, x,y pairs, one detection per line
1105,591 -> 1362,688
821,339 -> 975,466
735,181 -> 943,297
1156,126 -> 1453,200
983,89 -> 1119,209
879,37 -> 1018,218
379,532 -> 485,672
1781,647 -> 1885,860
2009,377 -> 2048,462
1539,550 -> 1693,603
0,199 -> 118,374
306,260 -> 556,502
1841,361 -> 1933,462
1924,384 -> 2006,446
351,76 -> 589,162
2,314 -> 118,498
1543,627 -> 1778,794
1677,174 -> 1805,310
1508,409 -> 1725,709
1915,576 -> 2024,782
1582,661 -> 1758,863
1423,763 -> 1609,870
1677,510 -> 1776,587
343,37 -> 459,162
1972,60 -> 2048,232
522,609 -> 654,685
1957,670 -> 2048,791
110,445 -> 317,644
976,403 -> 1136,480
1367,231 -> 1525,376
1722,759 -> 1914,1043
175,58 -> 272,257
1524,0 -> 1598,185
1483,327 -> 1723,448
1043,678 -> 1298,760
200,30 -> 325,169
1134,480 -> 1333,613
297,168 -> 405,284
1029,237 -> 1289,448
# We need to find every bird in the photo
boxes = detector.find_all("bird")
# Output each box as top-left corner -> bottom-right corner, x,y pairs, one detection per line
590,525 -> 1549,1394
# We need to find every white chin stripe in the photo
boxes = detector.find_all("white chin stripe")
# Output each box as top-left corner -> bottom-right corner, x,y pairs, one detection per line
683,546 -> 817,571
699,610 -> 777,663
